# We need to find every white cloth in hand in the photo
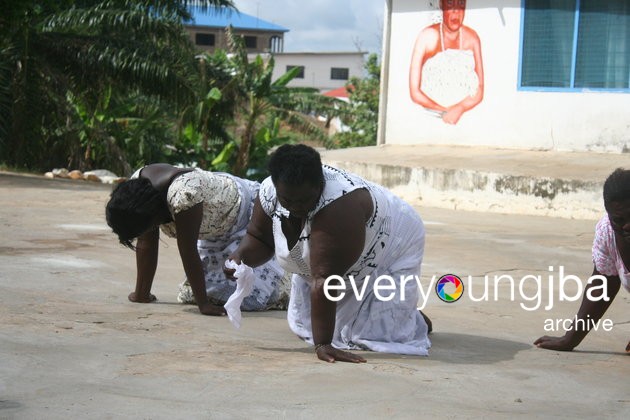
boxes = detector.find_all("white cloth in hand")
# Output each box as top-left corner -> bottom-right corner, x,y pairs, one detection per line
224,260 -> 255,328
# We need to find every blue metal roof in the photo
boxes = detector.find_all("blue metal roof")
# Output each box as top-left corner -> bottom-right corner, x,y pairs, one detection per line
186,7 -> 289,32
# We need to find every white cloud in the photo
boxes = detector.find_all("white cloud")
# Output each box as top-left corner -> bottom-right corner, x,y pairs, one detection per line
233,0 -> 385,53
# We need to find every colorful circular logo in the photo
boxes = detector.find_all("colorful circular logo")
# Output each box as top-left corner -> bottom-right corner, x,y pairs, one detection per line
435,274 -> 464,303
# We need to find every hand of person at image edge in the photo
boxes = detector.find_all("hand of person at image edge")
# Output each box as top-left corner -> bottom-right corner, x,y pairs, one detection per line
533,334 -> 578,352
534,268 -> 623,352
534,335 -> 630,353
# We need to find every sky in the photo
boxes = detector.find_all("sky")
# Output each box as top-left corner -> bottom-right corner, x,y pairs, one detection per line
232,0 -> 385,54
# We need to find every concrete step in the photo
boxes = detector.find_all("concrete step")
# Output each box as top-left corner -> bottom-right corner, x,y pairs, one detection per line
320,144 -> 629,220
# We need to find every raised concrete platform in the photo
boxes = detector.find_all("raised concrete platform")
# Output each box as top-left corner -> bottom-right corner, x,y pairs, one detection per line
321,144 -> 629,220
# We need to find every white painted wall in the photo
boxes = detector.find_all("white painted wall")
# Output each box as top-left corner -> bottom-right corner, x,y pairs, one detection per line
271,52 -> 366,92
382,0 -> 630,152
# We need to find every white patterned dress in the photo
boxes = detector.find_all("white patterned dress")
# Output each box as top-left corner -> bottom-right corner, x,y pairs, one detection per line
133,168 -> 288,310
259,166 -> 431,355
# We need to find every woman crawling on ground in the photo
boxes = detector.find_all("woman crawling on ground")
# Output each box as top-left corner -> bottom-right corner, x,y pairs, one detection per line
226,144 -> 432,363
106,163 -> 288,315
535,168 -> 630,353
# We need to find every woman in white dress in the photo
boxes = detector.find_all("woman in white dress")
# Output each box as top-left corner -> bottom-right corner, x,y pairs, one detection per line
226,145 -> 431,363
106,163 -> 287,315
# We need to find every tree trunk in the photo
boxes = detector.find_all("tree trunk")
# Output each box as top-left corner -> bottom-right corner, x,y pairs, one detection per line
233,107 -> 257,177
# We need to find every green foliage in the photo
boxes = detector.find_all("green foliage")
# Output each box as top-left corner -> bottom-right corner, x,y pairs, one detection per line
0,0 -> 337,179
245,117 -> 293,181
0,0 -> 235,172
223,27 -> 333,177
173,50 -> 236,170
62,87 -> 180,175
327,53 -> 380,149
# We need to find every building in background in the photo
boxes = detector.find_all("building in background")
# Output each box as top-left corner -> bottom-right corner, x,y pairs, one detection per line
185,7 -> 366,93
379,0 -> 630,152
184,7 -> 288,54
272,52 -> 366,93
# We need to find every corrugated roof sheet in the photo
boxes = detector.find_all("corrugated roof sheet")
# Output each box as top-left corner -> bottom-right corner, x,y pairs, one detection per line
323,86 -> 351,98
186,7 -> 289,32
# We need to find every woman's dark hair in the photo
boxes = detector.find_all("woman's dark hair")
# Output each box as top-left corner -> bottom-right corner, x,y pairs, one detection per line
268,144 -> 324,187
603,168 -> 630,210
105,178 -> 166,249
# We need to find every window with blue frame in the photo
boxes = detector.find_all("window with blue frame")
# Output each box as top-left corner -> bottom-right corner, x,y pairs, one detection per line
520,0 -> 630,90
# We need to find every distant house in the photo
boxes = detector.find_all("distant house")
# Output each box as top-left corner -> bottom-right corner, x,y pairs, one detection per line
323,86 -> 351,102
184,7 -> 288,53
271,52 -> 366,93
379,0 -> 630,152
185,7 -> 367,93
322,86 -> 353,135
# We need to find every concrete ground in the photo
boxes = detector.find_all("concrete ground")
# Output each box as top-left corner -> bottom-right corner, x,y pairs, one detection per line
0,171 -> 628,419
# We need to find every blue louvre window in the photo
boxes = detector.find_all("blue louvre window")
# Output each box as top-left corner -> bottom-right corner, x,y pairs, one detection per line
520,0 -> 630,91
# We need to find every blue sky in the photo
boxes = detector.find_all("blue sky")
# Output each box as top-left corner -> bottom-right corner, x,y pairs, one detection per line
232,0 -> 385,54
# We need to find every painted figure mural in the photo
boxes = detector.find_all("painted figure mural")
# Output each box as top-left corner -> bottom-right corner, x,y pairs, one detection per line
409,0 -> 484,124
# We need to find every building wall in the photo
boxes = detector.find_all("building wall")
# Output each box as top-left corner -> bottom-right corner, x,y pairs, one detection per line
272,53 -> 366,92
185,26 -> 285,54
382,0 -> 629,152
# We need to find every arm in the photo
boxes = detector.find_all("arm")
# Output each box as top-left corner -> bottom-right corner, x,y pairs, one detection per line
227,196 -> 275,270
534,267 -> 621,351
309,190 -> 370,363
129,227 -> 159,303
442,28 -> 484,124
409,28 -> 446,112
174,203 -> 225,316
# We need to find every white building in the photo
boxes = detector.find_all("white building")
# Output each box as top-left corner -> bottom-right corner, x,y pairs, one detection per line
184,7 -> 367,94
271,52 -> 367,93
378,0 -> 630,152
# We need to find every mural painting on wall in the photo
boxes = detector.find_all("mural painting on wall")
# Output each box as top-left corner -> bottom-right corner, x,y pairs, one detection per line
409,0 -> 484,125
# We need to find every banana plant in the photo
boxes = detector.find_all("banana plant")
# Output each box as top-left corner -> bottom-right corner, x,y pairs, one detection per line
223,27 -> 336,177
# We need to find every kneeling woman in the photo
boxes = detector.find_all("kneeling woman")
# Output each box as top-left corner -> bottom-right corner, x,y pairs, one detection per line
535,168 -> 630,352
106,163 -> 287,315
227,145 -> 431,363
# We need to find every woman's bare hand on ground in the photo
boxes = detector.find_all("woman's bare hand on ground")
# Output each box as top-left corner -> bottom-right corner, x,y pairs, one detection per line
534,335 -> 576,351
315,345 -> 367,363
128,292 -> 156,303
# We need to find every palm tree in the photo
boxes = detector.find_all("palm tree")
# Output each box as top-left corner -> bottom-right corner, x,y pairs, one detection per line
176,48 -> 238,170
223,28 -> 338,177
0,0 -> 235,170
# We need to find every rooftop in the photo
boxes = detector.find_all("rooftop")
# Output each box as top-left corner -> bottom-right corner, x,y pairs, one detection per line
185,6 -> 289,32
323,85 -> 351,99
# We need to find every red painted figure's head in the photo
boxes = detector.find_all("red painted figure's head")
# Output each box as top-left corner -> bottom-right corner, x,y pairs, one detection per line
441,0 -> 466,33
